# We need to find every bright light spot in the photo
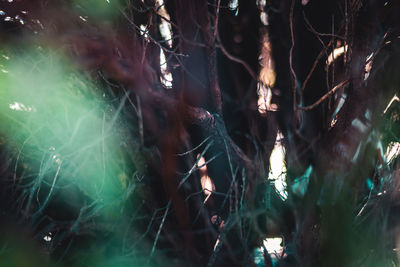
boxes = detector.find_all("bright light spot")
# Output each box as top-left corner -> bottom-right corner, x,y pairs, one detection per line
43,234 -> 52,242
384,95 -> 400,114
326,45 -> 348,66
139,24 -> 149,41
330,116 -> 338,128
366,53 -> 374,62
9,101 -> 36,112
228,0 -> 238,10
268,132 -> 287,199
257,0 -> 266,7
52,153 -> 62,165
257,84 -> 277,114
364,61 -> 372,81
330,94 -> 346,128
201,176 -> 214,197
14,15 -> 24,25
0,11 -> 5,16
259,35 -> 275,87
197,155 -> 215,202
263,237 -> 283,255
385,142 -> 400,163
79,15 -> 87,22
257,34 -> 276,114
156,0 -> 173,48
260,11 -> 268,25
160,49 -> 173,88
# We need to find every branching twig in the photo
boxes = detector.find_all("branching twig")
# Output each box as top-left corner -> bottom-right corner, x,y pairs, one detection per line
289,0 -> 298,111
216,33 -> 257,80
298,79 -> 349,110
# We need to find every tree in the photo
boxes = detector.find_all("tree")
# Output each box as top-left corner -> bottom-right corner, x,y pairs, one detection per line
0,0 -> 399,266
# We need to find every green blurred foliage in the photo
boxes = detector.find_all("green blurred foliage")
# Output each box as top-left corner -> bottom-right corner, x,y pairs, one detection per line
72,0 -> 124,23
0,46 -> 134,217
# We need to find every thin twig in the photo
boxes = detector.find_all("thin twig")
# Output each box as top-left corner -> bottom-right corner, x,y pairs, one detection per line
136,95 -> 144,145
216,34 -> 257,80
298,79 -> 349,110
289,0 -> 298,111
176,136 -> 211,156
213,0 -> 221,40
147,200 -> 171,266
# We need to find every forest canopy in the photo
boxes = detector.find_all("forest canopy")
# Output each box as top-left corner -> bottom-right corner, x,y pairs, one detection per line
0,0 -> 400,266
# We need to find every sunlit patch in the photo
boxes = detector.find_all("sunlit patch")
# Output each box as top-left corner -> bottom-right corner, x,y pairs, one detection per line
160,49 -> 173,88
257,0 -> 266,6
326,45 -> 348,66
263,237 -> 283,255
156,0 -> 173,48
268,132 -> 287,199
253,237 -> 283,265
139,24 -> 149,41
260,12 -> 268,26
228,0 -> 238,10
197,155 -> 215,202
258,84 -> 277,114
385,142 -> 400,163
257,33 -> 277,114
259,34 -> 275,88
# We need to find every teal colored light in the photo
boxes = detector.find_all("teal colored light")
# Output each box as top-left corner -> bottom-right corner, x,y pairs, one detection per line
0,47 -> 133,217
291,165 -> 313,197
366,178 -> 374,190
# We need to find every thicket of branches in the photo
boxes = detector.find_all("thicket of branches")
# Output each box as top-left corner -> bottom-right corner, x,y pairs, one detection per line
0,0 -> 400,266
